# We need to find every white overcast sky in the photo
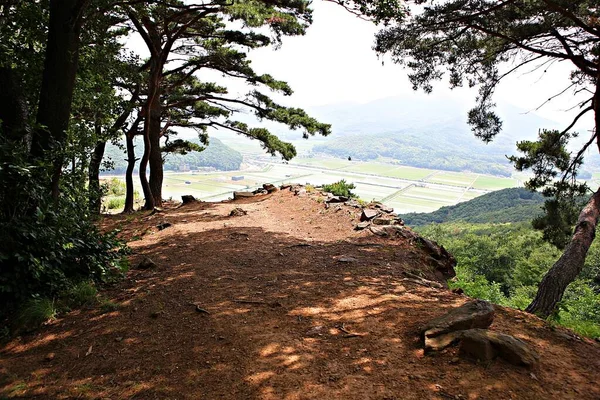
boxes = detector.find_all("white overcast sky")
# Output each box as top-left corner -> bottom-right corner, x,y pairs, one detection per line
126,1 -> 594,130
244,1 -> 593,129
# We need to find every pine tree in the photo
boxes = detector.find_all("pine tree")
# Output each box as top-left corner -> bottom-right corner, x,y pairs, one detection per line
369,0 -> 600,317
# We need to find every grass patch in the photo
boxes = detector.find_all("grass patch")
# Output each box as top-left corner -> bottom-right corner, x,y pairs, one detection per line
99,299 -> 120,313
106,196 -> 125,210
17,298 -> 57,328
63,282 -> 98,308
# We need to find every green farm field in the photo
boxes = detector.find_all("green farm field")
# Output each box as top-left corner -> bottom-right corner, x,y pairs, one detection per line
105,157 -> 523,213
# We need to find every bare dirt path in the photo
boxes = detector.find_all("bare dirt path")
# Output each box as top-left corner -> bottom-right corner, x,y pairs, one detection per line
1,190 -> 599,399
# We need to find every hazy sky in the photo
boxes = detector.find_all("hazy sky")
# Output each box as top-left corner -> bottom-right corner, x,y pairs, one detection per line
127,1 -> 594,130
244,2 -> 593,130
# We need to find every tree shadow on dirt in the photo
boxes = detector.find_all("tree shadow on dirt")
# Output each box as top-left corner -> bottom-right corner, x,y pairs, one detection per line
1,223 -> 599,400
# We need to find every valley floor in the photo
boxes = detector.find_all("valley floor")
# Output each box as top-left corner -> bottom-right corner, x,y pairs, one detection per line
1,190 -> 599,399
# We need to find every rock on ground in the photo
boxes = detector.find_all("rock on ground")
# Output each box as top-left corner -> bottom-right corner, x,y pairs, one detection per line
460,329 -> 539,367
421,300 -> 495,351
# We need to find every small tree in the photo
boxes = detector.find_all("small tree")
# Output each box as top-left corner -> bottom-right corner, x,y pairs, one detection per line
124,0 -> 331,209
367,0 -> 600,317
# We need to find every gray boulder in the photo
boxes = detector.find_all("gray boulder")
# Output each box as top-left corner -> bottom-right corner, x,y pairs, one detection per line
421,300 -> 495,351
360,208 -> 380,221
460,329 -> 538,367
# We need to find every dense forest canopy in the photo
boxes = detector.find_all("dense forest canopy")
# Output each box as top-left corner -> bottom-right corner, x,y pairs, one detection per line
399,188 -> 547,226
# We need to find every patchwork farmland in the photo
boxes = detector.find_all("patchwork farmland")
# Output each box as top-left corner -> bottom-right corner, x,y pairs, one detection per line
108,158 -> 523,214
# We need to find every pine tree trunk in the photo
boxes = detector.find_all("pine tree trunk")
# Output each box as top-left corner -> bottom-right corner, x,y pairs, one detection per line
526,187 -> 600,317
33,0 -> 87,199
88,139 -> 106,214
123,129 -> 137,214
139,114 -> 154,211
148,100 -> 163,207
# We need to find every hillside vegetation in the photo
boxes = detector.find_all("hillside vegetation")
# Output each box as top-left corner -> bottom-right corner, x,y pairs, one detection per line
400,188 -> 546,226
103,137 -> 243,175
407,189 -> 600,338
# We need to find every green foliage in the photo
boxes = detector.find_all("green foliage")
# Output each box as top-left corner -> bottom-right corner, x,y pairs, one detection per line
313,131 -> 512,176
17,298 -> 57,329
99,299 -> 120,313
63,282 -> 98,308
104,137 -> 243,173
509,130 -> 589,249
106,197 -> 126,210
0,137 -> 128,317
418,221 -> 600,338
400,188 -> 546,226
105,178 -> 126,196
322,179 -> 357,198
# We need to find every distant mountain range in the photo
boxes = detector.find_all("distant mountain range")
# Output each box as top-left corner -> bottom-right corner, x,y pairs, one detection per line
398,187 -> 546,226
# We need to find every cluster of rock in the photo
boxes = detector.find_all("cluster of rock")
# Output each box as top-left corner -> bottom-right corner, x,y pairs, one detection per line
354,203 -> 404,230
421,300 -> 538,367
233,183 -> 278,200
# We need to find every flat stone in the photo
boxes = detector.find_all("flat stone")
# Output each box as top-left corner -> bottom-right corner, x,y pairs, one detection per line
372,217 -> 392,225
360,209 -> 380,221
424,331 -> 464,351
421,300 -> 495,342
375,204 -> 394,213
263,183 -> 278,193
157,222 -> 172,231
460,329 -> 538,367
233,191 -> 255,200
338,256 -> 358,263
345,199 -> 361,208
229,208 -> 247,217
369,225 -> 405,237
355,221 -> 370,230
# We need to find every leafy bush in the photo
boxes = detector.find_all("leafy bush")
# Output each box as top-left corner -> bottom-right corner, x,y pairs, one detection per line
322,179 -> 357,198
106,196 -> 125,210
99,299 -> 120,313
0,137 -> 128,319
419,221 -> 600,338
105,178 -> 126,196
63,282 -> 98,308
17,298 -> 57,328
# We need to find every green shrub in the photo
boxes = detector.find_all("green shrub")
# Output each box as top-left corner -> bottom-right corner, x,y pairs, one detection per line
99,299 -> 120,313
0,137 -> 129,319
105,178 -> 126,196
322,179 -> 357,198
106,196 -> 125,210
17,298 -> 57,328
64,282 -> 98,308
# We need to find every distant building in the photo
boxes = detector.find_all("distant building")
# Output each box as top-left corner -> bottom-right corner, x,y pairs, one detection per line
231,176 -> 244,181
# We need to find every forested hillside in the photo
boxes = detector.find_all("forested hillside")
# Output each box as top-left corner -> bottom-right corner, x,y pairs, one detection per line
405,188 -> 600,338
102,138 -> 243,174
400,188 -> 546,226
417,222 -> 600,338
313,131 -> 513,175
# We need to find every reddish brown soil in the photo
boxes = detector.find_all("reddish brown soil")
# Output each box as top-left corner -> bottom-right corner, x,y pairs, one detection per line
1,189 -> 599,399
